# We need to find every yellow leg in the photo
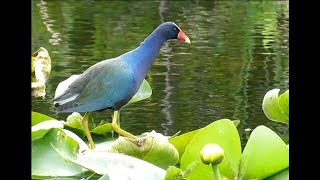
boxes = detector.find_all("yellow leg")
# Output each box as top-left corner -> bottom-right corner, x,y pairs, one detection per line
82,112 -> 96,149
112,110 -> 138,139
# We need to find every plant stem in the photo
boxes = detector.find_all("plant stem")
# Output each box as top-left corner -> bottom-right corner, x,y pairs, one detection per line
211,164 -> 221,180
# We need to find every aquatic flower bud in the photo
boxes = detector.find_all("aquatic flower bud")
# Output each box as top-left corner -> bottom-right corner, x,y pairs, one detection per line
200,143 -> 224,165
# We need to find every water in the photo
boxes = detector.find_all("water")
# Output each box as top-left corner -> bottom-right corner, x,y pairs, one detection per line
32,0 -> 289,145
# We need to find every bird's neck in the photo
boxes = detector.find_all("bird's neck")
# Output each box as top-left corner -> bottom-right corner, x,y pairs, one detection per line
124,30 -> 167,79
137,30 -> 167,64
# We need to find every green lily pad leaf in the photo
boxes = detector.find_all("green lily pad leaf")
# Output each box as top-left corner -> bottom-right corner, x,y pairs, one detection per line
73,152 -> 167,179
107,131 -> 179,169
180,119 -> 241,180
52,133 -> 166,180
59,128 -> 89,152
279,90 -> 289,117
264,168 -> 289,180
32,120 -> 64,141
91,123 -> 113,135
93,139 -> 117,151
32,111 -> 56,126
32,47 -> 51,84
238,126 -> 289,179
125,79 -> 152,106
98,173 -> 110,180
65,112 -> 83,130
165,166 -> 184,180
262,89 -> 289,124
165,161 -> 200,180
232,120 -> 240,127
169,128 -> 201,161
32,128 -> 85,179
64,112 -> 113,137
64,112 -> 86,137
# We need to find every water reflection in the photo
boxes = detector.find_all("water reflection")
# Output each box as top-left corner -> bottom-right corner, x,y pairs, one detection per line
32,0 -> 289,144
159,0 -> 174,136
37,0 -> 62,46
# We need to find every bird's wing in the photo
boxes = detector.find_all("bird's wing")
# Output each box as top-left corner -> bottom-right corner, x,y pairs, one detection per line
53,61 -> 106,105
54,57 -> 137,112
74,62 -> 136,109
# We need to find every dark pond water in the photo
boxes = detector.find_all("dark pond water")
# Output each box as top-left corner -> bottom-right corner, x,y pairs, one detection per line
32,0 -> 289,146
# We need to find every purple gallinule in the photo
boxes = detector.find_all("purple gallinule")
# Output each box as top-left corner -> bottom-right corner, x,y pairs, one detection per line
53,22 -> 191,149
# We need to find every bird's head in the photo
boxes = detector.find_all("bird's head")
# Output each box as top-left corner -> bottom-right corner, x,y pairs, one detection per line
158,22 -> 191,44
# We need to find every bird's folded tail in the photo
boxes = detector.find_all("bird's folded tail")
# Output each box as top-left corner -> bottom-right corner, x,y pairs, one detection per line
55,100 -> 80,112
53,92 -> 80,112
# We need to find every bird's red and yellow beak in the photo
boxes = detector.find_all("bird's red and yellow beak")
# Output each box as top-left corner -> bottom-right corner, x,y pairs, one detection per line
177,29 -> 191,44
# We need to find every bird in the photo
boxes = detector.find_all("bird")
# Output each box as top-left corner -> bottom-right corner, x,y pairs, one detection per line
53,22 -> 191,149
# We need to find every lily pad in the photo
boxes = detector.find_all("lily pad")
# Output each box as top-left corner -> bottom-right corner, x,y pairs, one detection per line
126,79 -> 152,106
238,125 -> 289,179
264,168 -> 289,180
279,90 -> 289,117
32,120 -> 64,141
64,112 -> 113,137
262,89 -> 289,124
51,131 -> 167,180
32,128 -> 85,179
65,112 -> 84,130
180,119 -> 241,180
32,111 -> 56,126
91,123 -> 113,135
169,128 -> 201,161
165,161 -> 200,180
107,131 -> 179,169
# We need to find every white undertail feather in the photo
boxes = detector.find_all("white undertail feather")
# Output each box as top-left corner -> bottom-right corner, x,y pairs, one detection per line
54,74 -> 80,105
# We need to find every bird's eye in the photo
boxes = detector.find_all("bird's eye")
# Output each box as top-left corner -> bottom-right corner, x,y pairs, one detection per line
173,27 -> 178,31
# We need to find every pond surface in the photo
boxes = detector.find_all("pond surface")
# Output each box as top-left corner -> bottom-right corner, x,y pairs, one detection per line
32,0 -> 289,146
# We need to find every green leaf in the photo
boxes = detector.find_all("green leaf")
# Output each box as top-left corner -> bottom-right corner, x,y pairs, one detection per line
165,166 -> 184,180
98,173 -> 110,180
125,79 -> 152,106
238,126 -> 289,179
91,123 -> 113,135
180,119 -> 242,180
165,161 -> 200,180
32,120 -> 64,141
51,133 -> 167,179
279,90 -> 289,117
32,111 -> 56,126
262,89 -> 289,124
264,168 -> 289,180
32,128 -> 85,179
64,112 -> 86,137
169,128 -> 201,161
64,112 -> 113,137
232,120 -> 240,127
65,112 -> 83,130
107,131 -> 179,169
